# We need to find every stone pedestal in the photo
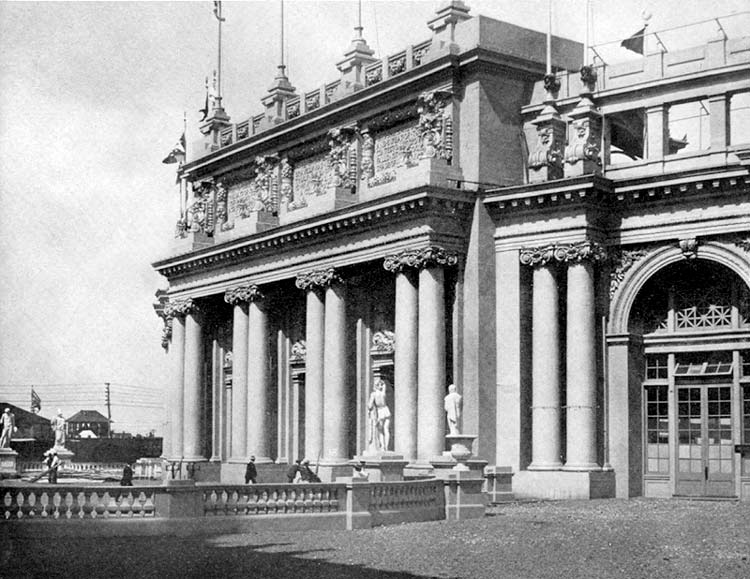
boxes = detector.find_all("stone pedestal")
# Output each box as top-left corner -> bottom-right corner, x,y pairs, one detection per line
0,448 -> 18,477
485,466 -> 514,503
50,446 -> 75,462
355,453 -> 408,482
445,434 -> 476,471
436,469 -> 487,521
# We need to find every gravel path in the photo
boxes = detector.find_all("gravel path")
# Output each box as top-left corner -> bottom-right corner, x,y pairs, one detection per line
3,498 -> 749,578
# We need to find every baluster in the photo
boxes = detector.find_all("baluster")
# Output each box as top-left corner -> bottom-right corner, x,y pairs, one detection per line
143,490 -> 155,517
137,491 -> 148,517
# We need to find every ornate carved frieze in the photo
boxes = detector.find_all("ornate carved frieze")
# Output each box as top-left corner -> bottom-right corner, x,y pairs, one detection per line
290,340 -> 307,363
328,127 -> 357,189
224,155 -> 280,219
383,246 -> 459,272
416,90 -> 453,161
371,330 -> 395,354
371,123 -> 420,186
365,64 -> 383,86
215,182 -> 231,231
224,284 -> 263,305
185,182 -> 214,236
163,297 -> 197,318
519,241 -> 606,267
388,54 -> 406,76
305,93 -> 320,112
279,157 -> 298,209
295,268 -> 343,290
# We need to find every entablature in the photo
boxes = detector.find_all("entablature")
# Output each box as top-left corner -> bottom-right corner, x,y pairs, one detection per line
154,186 -> 475,289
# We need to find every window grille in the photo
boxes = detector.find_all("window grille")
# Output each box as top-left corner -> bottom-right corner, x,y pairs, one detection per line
673,286 -> 732,330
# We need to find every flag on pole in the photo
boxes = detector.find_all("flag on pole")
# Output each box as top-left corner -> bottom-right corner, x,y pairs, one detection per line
199,76 -> 209,122
213,1 -> 226,22
162,133 -> 186,164
621,26 -> 647,54
31,388 -> 41,413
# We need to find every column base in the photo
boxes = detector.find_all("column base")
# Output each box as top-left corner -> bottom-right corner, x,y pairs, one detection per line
436,469 -> 487,521
513,470 -> 615,500
527,461 -> 563,471
317,459 -> 353,483
0,448 -> 19,477
562,462 -> 601,471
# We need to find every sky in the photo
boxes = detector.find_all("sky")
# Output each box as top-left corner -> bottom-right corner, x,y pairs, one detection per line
0,0 -> 747,435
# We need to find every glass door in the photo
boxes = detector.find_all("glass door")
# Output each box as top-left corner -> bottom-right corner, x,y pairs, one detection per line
676,385 -> 734,497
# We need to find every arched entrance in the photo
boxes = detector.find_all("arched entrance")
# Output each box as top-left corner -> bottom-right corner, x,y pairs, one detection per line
616,256 -> 750,498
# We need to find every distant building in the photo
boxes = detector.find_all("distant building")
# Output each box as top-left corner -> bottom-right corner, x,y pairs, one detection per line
153,3 -> 750,500
67,410 -> 111,439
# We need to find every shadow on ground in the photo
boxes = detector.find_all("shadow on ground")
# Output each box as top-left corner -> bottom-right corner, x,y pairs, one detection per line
1,535 -> 438,579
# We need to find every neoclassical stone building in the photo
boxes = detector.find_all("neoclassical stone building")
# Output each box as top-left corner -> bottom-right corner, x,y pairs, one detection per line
154,3 -> 750,499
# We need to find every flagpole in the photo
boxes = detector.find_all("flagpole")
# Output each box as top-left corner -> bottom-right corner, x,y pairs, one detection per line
546,0 -> 552,75
217,3 -> 223,108
584,0 -> 590,66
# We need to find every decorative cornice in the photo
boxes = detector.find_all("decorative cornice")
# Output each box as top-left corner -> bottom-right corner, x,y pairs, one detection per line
163,298 -> 197,318
371,330 -> 395,354
224,284 -> 263,305
519,240 -> 606,267
295,268 -> 343,290
383,245 -> 459,272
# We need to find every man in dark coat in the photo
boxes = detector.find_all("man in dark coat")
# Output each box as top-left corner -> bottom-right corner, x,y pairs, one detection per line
299,458 -> 321,483
286,459 -> 301,483
245,456 -> 257,484
120,463 -> 134,486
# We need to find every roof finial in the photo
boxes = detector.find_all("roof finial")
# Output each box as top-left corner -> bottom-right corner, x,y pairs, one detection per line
355,0 -> 363,40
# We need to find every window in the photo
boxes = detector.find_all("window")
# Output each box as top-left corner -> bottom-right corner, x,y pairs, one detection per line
645,385 -> 669,474
608,109 -> 645,163
742,352 -> 750,378
674,352 -> 733,378
667,99 -> 710,154
730,92 -> 750,146
645,354 -> 668,380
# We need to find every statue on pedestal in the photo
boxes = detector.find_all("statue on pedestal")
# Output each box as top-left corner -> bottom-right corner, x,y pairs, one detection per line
444,384 -> 462,435
51,409 -> 67,449
367,379 -> 391,452
0,408 -> 16,449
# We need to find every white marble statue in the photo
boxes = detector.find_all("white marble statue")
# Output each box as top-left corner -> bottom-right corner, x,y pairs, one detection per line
51,409 -> 67,448
444,384 -> 463,435
0,408 -> 16,449
367,379 -> 391,452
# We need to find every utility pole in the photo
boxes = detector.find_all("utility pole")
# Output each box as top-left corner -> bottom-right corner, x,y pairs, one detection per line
105,382 -> 112,438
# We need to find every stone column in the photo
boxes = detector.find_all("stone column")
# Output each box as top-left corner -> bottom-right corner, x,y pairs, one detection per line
393,269 -> 418,462
646,104 -> 668,159
164,300 -> 190,459
225,287 -> 250,461
182,302 -> 205,461
323,276 -> 348,462
521,247 -> 562,470
296,272 -> 327,461
246,287 -> 271,462
563,247 -> 603,470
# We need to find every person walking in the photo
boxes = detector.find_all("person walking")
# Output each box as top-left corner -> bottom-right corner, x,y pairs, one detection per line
48,451 -> 60,484
120,463 -> 134,486
244,456 -> 257,484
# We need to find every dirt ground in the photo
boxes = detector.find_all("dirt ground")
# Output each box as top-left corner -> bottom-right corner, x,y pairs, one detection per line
2,498 -> 749,579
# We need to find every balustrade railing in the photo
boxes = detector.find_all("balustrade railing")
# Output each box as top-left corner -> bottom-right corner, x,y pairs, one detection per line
202,483 -> 344,516
369,480 -> 443,511
2,486 -> 156,520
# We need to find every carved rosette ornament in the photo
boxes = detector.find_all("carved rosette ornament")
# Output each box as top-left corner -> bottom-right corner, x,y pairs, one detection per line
519,241 -> 606,267
328,128 -> 357,189
295,268 -> 344,291
608,247 -> 649,299
163,298 -> 197,319
416,90 -> 453,161
383,246 -> 459,272
224,284 -> 264,305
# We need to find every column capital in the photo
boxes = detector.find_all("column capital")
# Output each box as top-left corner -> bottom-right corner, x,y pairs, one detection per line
383,246 -> 459,273
295,267 -> 343,290
163,297 -> 198,318
520,240 -> 606,267
224,284 -> 264,305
